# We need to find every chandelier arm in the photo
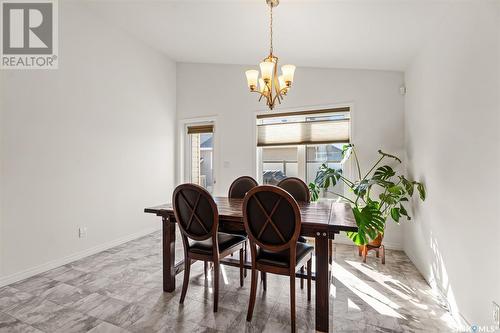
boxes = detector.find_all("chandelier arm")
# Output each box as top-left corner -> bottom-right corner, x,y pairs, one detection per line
251,90 -> 270,102
271,87 -> 288,106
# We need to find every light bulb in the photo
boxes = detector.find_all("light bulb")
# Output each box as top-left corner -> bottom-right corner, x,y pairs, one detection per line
281,64 -> 296,86
259,78 -> 268,93
245,70 -> 259,91
260,61 -> 275,82
278,75 -> 287,91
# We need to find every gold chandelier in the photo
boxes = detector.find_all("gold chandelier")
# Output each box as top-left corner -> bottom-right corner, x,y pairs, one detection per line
245,0 -> 296,110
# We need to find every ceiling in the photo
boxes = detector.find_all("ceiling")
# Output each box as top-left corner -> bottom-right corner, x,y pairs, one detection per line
83,0 -> 453,71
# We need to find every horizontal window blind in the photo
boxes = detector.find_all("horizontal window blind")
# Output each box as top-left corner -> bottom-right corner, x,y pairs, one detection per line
257,119 -> 350,146
187,124 -> 214,134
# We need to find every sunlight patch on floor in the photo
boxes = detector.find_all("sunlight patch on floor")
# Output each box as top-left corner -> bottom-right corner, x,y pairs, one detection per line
220,265 -> 229,285
345,260 -> 422,304
332,261 -> 403,318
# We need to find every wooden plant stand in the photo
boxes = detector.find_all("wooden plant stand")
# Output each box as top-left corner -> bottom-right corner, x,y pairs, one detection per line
358,234 -> 385,264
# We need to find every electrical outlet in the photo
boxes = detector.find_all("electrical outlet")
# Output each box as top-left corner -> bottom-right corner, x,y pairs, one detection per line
78,227 -> 87,238
494,302 -> 500,329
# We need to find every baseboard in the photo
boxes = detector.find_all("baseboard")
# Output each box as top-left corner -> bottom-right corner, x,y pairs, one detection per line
404,249 -> 471,329
0,226 -> 160,288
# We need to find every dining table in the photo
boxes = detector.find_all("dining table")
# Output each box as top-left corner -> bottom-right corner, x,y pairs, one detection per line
144,196 -> 357,332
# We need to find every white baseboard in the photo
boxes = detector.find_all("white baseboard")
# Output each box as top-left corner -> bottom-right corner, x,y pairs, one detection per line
0,226 -> 160,288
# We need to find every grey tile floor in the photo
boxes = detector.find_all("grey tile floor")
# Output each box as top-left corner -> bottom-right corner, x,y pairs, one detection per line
0,231 -> 459,332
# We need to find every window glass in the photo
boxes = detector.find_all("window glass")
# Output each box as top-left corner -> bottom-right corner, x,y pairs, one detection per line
306,143 -> 346,194
188,131 -> 214,193
262,146 -> 298,185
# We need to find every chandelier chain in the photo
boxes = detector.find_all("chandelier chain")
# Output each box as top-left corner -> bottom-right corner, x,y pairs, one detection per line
269,4 -> 273,55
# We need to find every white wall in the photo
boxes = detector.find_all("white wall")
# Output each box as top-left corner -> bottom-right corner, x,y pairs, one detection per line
0,2 -> 176,282
177,63 -> 406,249
404,1 -> 500,326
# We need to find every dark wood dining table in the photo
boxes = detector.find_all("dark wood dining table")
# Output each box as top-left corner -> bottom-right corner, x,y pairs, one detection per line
145,197 -> 357,332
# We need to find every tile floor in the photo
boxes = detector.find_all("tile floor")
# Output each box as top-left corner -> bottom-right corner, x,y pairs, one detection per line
0,231 -> 459,332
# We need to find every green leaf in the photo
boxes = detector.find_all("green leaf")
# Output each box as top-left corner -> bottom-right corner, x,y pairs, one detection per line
399,204 -> 411,220
308,182 -> 319,202
380,192 -> 398,205
314,164 -> 342,190
373,165 -> 395,180
353,179 -> 369,196
346,231 -> 366,246
399,204 -> 408,216
390,207 -> 401,222
417,182 -> 426,201
342,144 -> 353,157
348,202 -> 385,245
400,176 -> 414,196
377,150 -> 402,163
388,185 -> 403,195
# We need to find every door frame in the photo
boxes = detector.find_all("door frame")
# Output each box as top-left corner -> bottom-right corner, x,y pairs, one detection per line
177,116 -> 218,192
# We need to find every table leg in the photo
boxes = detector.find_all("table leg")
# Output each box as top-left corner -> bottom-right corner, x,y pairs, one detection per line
315,233 -> 330,332
163,216 -> 176,292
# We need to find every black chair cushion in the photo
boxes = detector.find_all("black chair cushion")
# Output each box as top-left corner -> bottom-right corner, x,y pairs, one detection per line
189,232 -> 246,255
256,242 -> 314,268
298,236 -> 307,243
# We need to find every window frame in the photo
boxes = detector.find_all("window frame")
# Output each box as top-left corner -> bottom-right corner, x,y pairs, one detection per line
254,105 -> 354,190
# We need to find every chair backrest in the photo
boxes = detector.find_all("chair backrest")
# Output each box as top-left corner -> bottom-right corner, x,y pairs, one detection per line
172,183 -> 218,241
228,176 -> 258,199
243,185 -> 301,252
277,177 -> 311,202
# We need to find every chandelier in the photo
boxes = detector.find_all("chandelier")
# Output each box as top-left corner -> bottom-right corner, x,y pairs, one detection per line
245,0 -> 296,110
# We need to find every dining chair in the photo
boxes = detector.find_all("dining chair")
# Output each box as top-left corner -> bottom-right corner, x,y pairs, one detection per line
277,177 -> 311,202
172,183 -> 247,312
276,177 -> 310,289
228,176 -> 258,199
278,176 -> 334,267
228,176 -> 258,276
243,185 -> 313,333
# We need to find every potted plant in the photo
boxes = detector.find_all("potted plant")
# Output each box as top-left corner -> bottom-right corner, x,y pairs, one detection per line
309,144 -> 426,249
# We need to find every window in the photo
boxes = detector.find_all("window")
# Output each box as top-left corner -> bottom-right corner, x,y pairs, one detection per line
186,124 -> 215,193
257,108 -> 350,195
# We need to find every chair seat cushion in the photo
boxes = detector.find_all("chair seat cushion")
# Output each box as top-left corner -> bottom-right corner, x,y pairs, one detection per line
298,236 -> 307,243
256,242 -> 314,268
189,232 -> 247,255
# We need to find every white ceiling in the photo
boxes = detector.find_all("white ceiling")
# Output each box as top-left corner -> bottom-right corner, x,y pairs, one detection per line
83,0 -> 453,71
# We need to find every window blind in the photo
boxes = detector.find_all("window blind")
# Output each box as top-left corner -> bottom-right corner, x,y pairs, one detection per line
187,124 -> 214,134
257,119 -> 350,146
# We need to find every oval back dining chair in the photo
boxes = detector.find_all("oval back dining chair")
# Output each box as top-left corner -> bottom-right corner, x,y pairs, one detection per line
228,176 -> 258,199
277,177 -> 311,287
277,177 -> 311,203
172,183 -> 247,312
228,176 -> 258,276
243,185 -> 313,333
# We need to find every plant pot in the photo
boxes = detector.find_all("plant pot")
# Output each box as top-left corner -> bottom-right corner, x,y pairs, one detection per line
368,233 -> 384,247
358,233 -> 385,264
